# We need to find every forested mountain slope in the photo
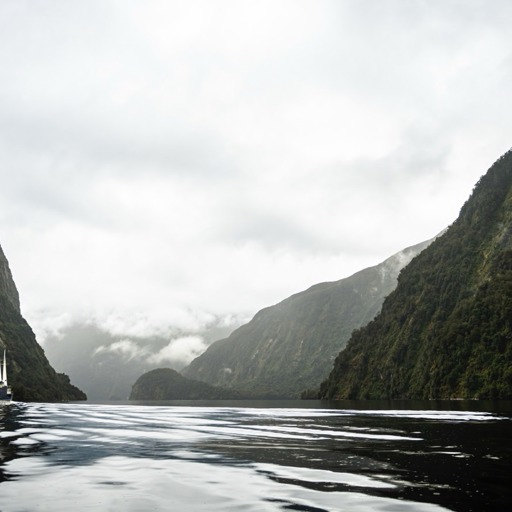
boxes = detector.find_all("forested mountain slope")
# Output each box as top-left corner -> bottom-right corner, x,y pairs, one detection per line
183,239 -> 432,397
0,244 -> 86,401
319,149 -> 512,400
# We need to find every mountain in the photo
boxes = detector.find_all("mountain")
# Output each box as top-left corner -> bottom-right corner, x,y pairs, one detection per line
319,149 -> 512,400
0,244 -> 86,401
129,368 -> 243,400
182,239 -> 432,397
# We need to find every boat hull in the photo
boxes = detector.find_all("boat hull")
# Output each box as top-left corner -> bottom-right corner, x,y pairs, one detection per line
0,385 -> 12,402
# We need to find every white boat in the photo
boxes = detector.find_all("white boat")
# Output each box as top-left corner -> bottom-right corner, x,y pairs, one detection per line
0,350 -> 13,403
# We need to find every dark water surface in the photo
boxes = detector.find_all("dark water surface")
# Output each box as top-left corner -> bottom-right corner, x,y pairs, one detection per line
0,400 -> 510,511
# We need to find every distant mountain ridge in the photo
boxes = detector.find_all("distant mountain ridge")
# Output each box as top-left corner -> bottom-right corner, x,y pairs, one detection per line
182,238 -> 433,397
319,149 -> 512,400
0,243 -> 86,401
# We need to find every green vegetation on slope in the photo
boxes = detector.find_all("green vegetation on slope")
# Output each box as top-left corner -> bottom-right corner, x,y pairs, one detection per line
319,149 -> 512,400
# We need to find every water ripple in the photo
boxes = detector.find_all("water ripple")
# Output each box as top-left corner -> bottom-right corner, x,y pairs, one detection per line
0,401 -> 509,511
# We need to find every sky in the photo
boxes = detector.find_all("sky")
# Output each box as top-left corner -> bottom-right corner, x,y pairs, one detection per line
1,0 -> 511,359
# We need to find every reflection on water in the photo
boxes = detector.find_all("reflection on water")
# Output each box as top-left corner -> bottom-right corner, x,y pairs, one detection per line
0,400 -> 510,511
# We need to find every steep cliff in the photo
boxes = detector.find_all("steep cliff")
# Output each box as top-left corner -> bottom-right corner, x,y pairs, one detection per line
0,245 -> 20,313
0,244 -> 86,401
319,149 -> 512,400
183,239 -> 432,397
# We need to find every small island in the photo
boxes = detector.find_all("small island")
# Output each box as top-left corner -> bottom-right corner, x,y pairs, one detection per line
129,368 -> 243,400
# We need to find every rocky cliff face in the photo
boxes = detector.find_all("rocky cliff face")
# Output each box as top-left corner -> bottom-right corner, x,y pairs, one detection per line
319,149 -> 512,400
182,239 -> 432,397
0,243 -> 86,401
0,245 -> 20,313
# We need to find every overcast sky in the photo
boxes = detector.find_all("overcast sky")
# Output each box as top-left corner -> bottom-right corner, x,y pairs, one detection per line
1,0 -> 511,346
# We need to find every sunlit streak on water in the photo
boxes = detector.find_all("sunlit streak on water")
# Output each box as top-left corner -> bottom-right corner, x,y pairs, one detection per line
0,402 -> 510,511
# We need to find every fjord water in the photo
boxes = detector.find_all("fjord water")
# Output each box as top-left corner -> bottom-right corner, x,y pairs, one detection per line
0,401 -> 510,511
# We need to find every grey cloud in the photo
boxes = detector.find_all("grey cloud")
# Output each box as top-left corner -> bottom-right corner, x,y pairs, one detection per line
1,0 -> 512,349
219,207 -> 331,253
147,336 -> 208,366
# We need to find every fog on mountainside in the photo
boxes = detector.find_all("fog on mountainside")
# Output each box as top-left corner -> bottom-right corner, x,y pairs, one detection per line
43,320 -> 243,400
45,236 -> 431,401
181,237 -> 435,398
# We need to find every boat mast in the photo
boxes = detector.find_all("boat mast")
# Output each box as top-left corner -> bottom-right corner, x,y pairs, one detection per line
2,350 -> 6,385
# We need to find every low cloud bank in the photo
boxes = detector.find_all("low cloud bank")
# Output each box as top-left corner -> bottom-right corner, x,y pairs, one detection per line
42,318 -> 243,400
147,336 -> 208,366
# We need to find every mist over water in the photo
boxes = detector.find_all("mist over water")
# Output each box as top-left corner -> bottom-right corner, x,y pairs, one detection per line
0,401 -> 510,511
